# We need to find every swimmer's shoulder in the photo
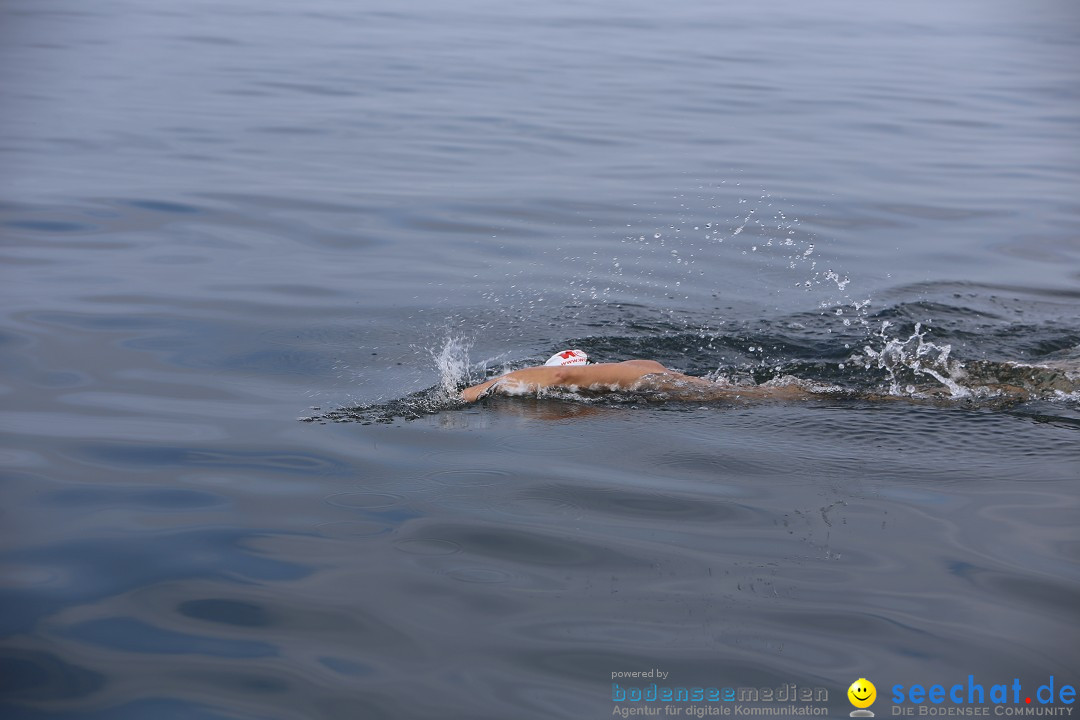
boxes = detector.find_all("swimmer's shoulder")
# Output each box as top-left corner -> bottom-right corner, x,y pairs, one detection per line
618,359 -> 669,372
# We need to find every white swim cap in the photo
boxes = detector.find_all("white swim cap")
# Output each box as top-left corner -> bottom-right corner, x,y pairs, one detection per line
545,349 -> 589,366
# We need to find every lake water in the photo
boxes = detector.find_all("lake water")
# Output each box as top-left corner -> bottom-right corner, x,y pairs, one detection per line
1,0 -> 1079,718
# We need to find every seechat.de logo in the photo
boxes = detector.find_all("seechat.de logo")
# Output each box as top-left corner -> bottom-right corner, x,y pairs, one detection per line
848,678 -> 877,717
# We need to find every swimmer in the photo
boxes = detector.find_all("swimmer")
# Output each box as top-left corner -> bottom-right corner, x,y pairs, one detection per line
460,349 -> 812,403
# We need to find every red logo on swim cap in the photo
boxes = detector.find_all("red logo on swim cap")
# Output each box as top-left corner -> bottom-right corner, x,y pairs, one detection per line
545,349 -> 589,366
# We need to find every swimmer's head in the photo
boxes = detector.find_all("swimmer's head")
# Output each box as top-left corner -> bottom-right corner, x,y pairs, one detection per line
545,349 -> 589,366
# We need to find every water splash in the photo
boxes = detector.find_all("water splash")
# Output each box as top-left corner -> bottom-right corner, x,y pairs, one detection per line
300,335 -> 477,424
851,321 -> 969,397
307,317 -> 1079,423
849,320 -> 1080,402
432,335 -> 474,397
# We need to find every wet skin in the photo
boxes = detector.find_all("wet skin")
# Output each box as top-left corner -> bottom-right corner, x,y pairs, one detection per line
460,360 -> 810,403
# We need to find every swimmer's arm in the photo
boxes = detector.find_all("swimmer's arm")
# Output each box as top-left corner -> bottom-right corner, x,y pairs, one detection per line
460,366 -> 568,402
460,361 -> 711,402
460,377 -> 499,403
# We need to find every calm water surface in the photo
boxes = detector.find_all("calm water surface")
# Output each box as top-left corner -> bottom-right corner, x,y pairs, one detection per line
2,1 -> 1079,718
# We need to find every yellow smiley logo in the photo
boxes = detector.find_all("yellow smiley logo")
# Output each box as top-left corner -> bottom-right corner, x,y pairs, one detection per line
848,678 -> 877,709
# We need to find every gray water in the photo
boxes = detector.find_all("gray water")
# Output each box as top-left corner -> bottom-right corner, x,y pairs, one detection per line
2,0 -> 1079,718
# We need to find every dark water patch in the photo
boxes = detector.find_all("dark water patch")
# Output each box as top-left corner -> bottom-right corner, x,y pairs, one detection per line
445,199 -> 614,229
869,202 -> 1001,221
324,492 -> 404,509
961,569 -> 1080,623
123,199 -> 202,215
19,698 -> 259,720
395,208 -> 547,239
1008,404 -> 1080,431
186,669 -> 290,695
0,238 -> 137,251
26,311 -> 172,333
317,656 -> 372,676
766,608 -> 933,651
879,280 -> 1080,305
0,327 -> 34,349
3,219 -> 97,233
316,520 -> 395,539
173,34 -> 246,47
868,299 -> 1009,323
114,323 -> 343,374
647,453 -> 765,484
0,648 -> 104,704
59,617 -> 276,658
74,444 -> 351,477
236,283 -> 344,299
253,80 -> 359,98
996,233 -> 1080,265
218,348 -> 334,376
177,599 -> 272,628
79,293 -> 193,307
761,405 -> 1080,479
31,370 -> 90,388
442,566 -> 516,584
197,192 -> 365,215
0,529 -> 310,635
409,522 -> 653,569
43,486 -> 224,510
393,538 -> 461,556
427,469 -> 509,488
0,254 -> 61,266
251,125 -> 326,136
307,386 -> 462,424
147,254 -> 206,265
522,485 -> 753,524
